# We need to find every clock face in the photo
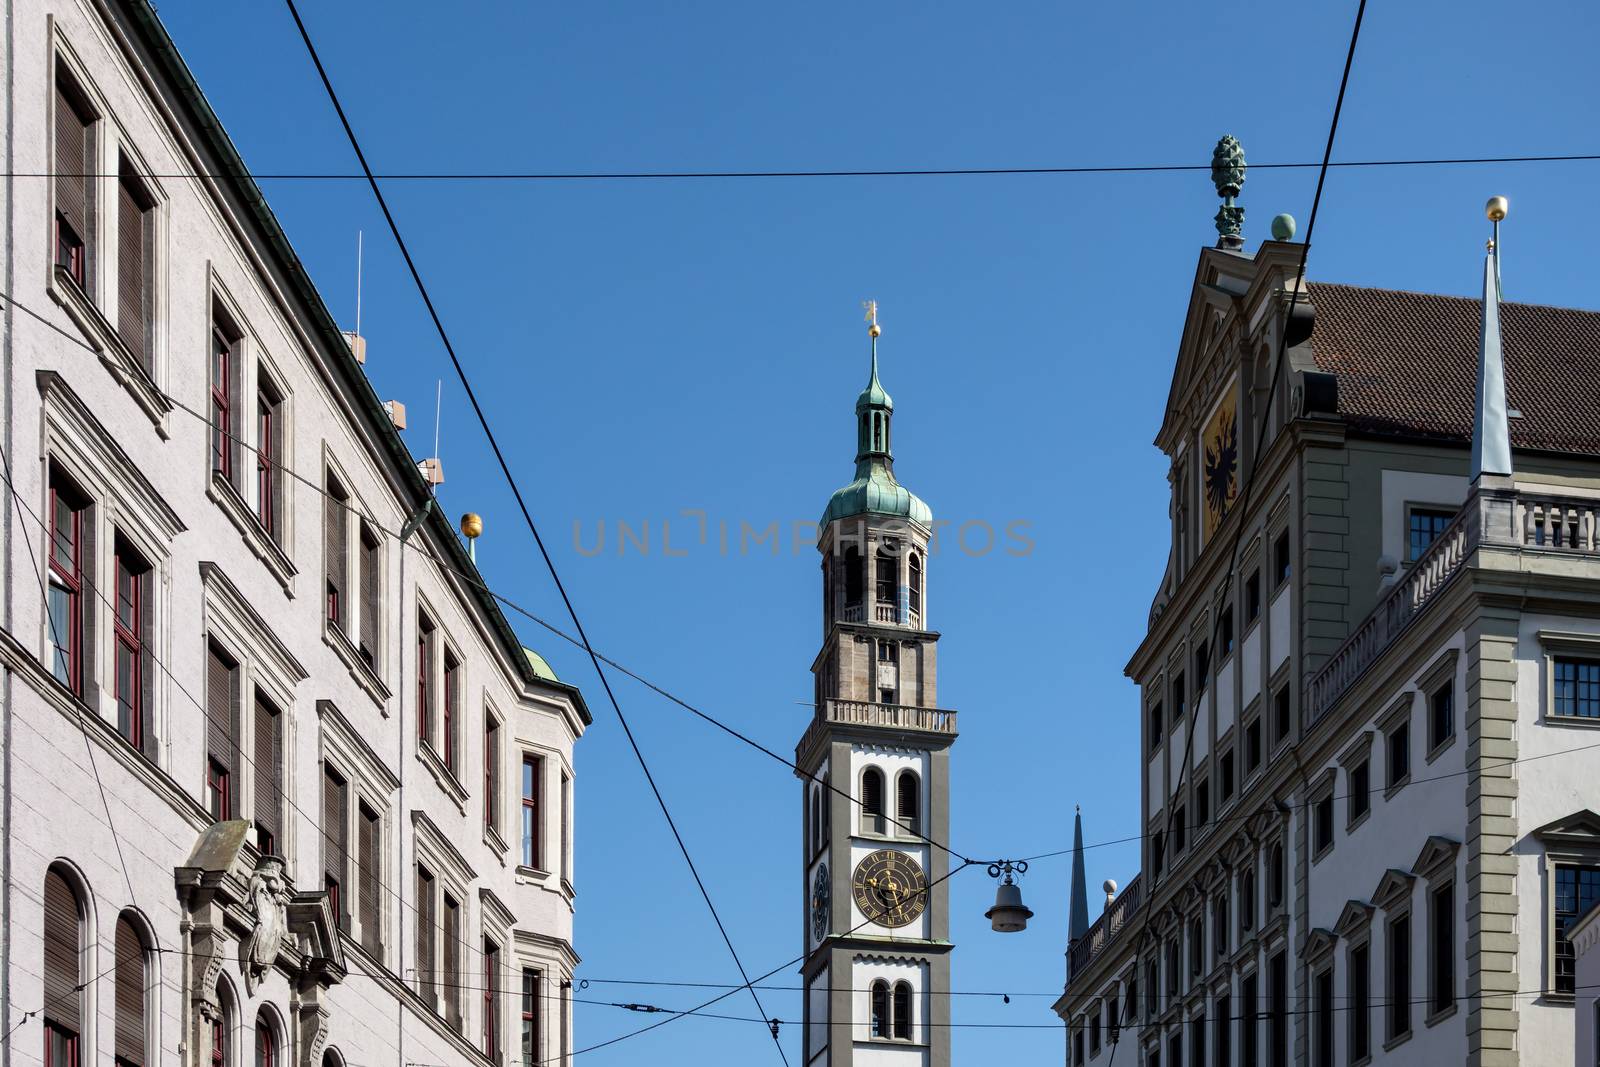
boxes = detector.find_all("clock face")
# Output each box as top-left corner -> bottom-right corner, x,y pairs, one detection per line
851,849 -> 927,929
811,863 -> 830,941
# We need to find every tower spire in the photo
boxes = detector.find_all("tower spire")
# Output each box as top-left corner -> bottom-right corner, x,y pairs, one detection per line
1066,806 -> 1089,977
1472,197 -> 1512,480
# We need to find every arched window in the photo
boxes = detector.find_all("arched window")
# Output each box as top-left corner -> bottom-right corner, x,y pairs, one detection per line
873,414 -> 884,452
821,774 -> 830,837
870,981 -> 889,1038
896,771 -> 920,837
861,768 -> 885,834
115,913 -> 150,1067
821,555 -> 833,623
255,1013 -> 278,1067
875,546 -> 897,615
908,553 -> 922,622
1268,842 -> 1285,909
810,786 -> 822,854
892,982 -> 912,1040
43,866 -> 84,1067
843,547 -> 863,614
213,979 -> 235,1067
1239,867 -> 1256,933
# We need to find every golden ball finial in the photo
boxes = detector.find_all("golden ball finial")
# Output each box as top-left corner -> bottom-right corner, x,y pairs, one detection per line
1486,196 -> 1509,222
868,322 -> 881,338
460,512 -> 483,540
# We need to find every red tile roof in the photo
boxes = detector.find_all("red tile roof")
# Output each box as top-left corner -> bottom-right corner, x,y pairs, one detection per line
1306,282 -> 1600,456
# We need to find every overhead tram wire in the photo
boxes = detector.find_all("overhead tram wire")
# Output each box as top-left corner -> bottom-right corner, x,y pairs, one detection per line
5,151 -> 1599,181
277,3 -> 788,1061
1103,2 -> 1369,1064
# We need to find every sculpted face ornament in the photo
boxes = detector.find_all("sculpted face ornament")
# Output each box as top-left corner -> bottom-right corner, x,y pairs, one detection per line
243,855 -> 290,993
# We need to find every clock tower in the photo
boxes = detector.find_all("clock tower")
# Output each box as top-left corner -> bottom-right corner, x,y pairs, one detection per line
796,306 -> 955,1067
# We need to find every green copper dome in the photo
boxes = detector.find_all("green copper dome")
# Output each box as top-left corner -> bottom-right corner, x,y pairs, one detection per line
823,340 -> 931,528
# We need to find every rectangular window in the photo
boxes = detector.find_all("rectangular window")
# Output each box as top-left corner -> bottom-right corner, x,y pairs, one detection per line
1195,641 -> 1209,689
879,686 -> 896,705
324,475 -> 348,629
1214,994 -> 1231,1067
116,162 -> 154,371
1272,686 -> 1291,746
113,539 -> 150,752
560,771 -> 572,885
1220,606 -> 1235,658
521,970 -> 541,1067
1273,530 -> 1290,588
1191,1012 -> 1206,1067
1313,968 -> 1333,1067
205,642 -> 238,820
210,316 -> 238,482
1173,805 -> 1187,854
1245,717 -> 1262,775
256,384 -> 283,540
322,767 -> 348,931
1152,830 -> 1165,882
252,696 -> 283,855
54,75 -> 92,290
443,651 -> 461,774
1220,749 -> 1236,803
485,716 -> 501,833
1089,1011 -> 1100,1054
483,937 -> 501,1062
1408,507 -> 1454,562
1313,794 -> 1333,856
1349,759 -> 1370,825
357,802 -> 381,958
417,612 -> 435,745
1387,721 -> 1410,789
1430,882 -> 1453,1015
1072,1027 -> 1083,1066
1106,993 -> 1119,1042
416,866 -> 435,1003
1240,972 -> 1258,1067
522,754 -> 542,869
1149,701 -> 1164,753
1555,864 -> 1600,994
1429,682 -> 1454,751
358,524 -> 380,666
1195,778 -> 1210,835
1245,570 -> 1261,624
1348,942 -> 1370,1063
443,894 -> 462,1030
47,475 -> 89,695
1168,1033 -> 1182,1067
1386,913 -> 1411,1040
1269,951 -> 1287,1067
1172,672 -> 1186,730
877,639 -> 897,663
1553,657 -> 1600,719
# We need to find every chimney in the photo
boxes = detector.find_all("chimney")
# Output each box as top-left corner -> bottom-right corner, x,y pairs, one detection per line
384,400 -> 407,431
418,458 -> 444,486
342,330 -> 366,365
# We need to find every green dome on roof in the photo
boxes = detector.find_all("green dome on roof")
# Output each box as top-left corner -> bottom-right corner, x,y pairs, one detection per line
522,647 -> 559,682
822,334 -> 931,528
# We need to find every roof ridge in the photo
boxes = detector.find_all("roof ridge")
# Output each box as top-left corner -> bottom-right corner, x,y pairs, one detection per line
1308,280 -> 1600,318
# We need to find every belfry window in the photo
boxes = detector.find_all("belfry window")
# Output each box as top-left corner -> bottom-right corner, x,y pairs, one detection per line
870,981 -> 889,1037
875,546 -> 897,619
908,553 -> 922,620
896,771 -> 920,836
861,768 -> 885,834
892,982 -> 912,1040
843,547 -> 863,614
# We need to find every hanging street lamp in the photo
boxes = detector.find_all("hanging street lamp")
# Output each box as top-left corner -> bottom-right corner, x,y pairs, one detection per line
984,860 -> 1034,933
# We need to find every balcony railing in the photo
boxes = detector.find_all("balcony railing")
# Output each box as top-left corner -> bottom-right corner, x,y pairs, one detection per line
1305,484 -> 1600,727
796,699 -> 958,761
1068,873 -> 1142,983
875,603 -> 899,623
841,602 -> 864,622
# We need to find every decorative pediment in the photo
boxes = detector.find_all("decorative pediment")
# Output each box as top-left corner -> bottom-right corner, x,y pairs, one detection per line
1411,836 -> 1461,881
1247,808 -> 1281,841
1333,900 -> 1375,939
1370,869 -> 1416,912
1303,927 -> 1337,961
1532,810 -> 1600,849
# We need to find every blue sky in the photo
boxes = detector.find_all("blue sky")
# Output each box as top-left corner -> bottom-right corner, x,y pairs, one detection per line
155,1 -> 1598,1061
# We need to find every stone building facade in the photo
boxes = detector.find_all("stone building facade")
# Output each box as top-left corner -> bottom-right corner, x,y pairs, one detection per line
1053,223 -> 1600,1066
0,6 -> 589,1067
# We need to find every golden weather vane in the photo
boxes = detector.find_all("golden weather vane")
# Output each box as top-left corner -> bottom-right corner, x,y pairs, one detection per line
862,299 -> 881,338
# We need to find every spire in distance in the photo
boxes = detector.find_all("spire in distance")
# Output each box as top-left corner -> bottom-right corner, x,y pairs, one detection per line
1068,805 -> 1089,952
1472,196 -> 1512,480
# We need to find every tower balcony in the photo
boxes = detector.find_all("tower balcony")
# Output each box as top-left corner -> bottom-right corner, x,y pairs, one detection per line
796,698 -> 958,763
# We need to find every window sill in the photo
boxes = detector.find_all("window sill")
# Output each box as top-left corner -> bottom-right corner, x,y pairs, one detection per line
1346,808 -> 1372,835
1424,1002 -> 1457,1028
1384,775 -> 1410,801
483,823 -> 508,865
1381,1029 -> 1412,1054
417,741 -> 468,814
1544,714 -> 1600,730
47,265 -> 173,437
323,617 -> 391,712
1311,842 -> 1333,866
210,471 -> 298,595
1424,732 -> 1456,766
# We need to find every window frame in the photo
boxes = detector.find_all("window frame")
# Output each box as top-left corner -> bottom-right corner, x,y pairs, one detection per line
1384,910 -> 1412,1048
1405,504 -> 1456,564
521,752 -> 544,871
46,475 -> 87,697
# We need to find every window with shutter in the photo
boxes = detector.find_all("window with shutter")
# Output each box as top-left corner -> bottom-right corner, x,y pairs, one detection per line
324,477 -> 348,629
483,937 -> 501,1061
861,767 -> 885,834
53,76 -> 91,290
44,868 -> 82,1053
484,716 -> 500,833
206,643 -> 238,820
114,915 -> 146,1067
443,651 -> 460,774
322,767 -> 348,931
253,698 -> 282,855
358,524 -> 379,666
256,383 -> 283,542
443,895 -> 461,1030
896,771 -> 919,836
117,164 -> 153,370
357,803 -> 381,958
416,866 -> 436,1003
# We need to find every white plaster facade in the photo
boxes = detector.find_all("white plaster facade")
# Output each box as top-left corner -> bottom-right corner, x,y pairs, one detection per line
0,7 -> 589,1067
